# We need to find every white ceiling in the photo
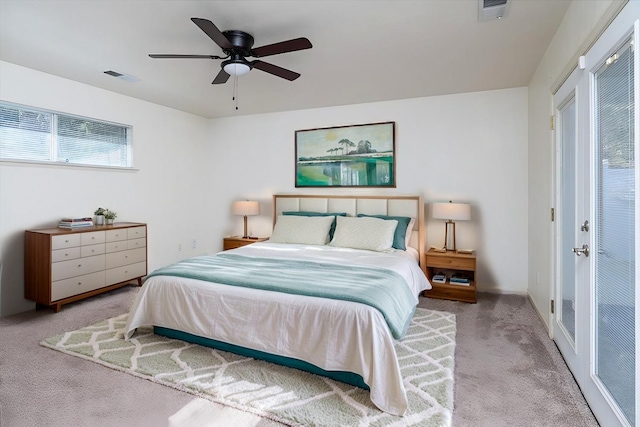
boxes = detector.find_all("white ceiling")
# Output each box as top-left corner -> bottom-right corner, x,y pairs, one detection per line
0,0 -> 571,119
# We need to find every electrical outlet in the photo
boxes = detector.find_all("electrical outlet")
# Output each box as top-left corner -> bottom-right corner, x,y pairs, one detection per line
192,239 -> 196,249
178,243 -> 182,251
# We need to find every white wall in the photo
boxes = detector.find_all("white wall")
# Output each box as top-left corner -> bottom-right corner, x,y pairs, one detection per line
207,88 -> 529,295
527,0 -> 620,329
0,61 -> 212,316
0,61 -> 530,317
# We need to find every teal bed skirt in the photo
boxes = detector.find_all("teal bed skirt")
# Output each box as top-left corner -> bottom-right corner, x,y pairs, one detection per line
154,326 -> 370,390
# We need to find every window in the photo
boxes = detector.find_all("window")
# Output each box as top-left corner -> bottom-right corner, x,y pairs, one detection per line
0,101 -> 132,168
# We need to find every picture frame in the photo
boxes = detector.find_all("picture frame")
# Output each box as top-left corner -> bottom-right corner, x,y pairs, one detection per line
295,121 -> 395,187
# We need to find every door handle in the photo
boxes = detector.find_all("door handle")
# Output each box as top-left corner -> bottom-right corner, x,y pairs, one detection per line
580,220 -> 589,232
572,244 -> 590,257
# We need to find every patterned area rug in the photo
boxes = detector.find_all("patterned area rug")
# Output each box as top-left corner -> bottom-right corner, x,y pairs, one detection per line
41,308 -> 456,426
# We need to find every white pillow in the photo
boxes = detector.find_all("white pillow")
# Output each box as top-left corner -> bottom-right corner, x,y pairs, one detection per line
405,217 -> 416,248
330,216 -> 398,252
269,215 -> 334,245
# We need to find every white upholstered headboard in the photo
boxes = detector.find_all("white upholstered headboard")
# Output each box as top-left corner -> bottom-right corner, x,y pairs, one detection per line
273,194 -> 425,270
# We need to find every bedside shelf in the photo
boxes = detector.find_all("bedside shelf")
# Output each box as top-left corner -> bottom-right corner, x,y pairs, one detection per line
423,249 -> 477,303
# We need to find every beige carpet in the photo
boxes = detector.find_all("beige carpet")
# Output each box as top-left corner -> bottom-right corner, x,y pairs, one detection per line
41,308 -> 456,427
0,287 -> 598,427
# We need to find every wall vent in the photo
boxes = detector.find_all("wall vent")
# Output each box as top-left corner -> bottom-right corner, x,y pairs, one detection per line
479,0 -> 509,21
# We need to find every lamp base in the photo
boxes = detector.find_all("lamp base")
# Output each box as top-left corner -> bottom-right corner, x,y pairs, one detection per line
444,221 -> 457,251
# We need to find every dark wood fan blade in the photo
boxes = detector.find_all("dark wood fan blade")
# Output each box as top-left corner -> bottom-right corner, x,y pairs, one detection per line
251,38 -> 312,58
191,18 -> 233,50
212,69 -> 230,84
149,54 -> 219,59
251,60 -> 300,81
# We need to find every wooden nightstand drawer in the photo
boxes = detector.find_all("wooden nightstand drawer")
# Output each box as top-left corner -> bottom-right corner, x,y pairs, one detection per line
427,256 -> 475,270
424,282 -> 476,303
223,237 -> 268,251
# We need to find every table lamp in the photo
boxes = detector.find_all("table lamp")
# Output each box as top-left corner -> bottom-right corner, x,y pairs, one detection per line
432,201 -> 471,251
232,200 -> 260,239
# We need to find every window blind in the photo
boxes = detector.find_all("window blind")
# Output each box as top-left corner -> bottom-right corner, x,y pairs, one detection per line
0,102 -> 131,168
594,38 -> 635,424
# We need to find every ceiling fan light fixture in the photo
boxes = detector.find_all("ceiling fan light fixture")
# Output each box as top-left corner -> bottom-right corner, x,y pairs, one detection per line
223,61 -> 251,76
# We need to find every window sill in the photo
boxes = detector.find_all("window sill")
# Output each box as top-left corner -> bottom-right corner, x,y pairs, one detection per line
0,159 -> 139,172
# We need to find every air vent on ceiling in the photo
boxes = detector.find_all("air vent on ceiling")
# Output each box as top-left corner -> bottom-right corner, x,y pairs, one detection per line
479,0 -> 509,21
104,70 -> 124,77
103,70 -> 140,82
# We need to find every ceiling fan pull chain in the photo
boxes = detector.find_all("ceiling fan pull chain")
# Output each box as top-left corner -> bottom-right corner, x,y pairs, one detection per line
234,74 -> 239,110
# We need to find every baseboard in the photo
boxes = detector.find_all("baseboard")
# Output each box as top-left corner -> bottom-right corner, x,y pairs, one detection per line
478,287 -> 528,296
527,291 -> 551,335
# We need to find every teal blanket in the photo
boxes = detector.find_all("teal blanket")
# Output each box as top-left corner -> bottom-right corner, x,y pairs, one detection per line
147,253 -> 417,339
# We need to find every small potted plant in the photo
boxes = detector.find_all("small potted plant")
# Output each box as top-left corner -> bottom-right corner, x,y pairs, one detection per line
104,209 -> 117,225
94,207 -> 106,226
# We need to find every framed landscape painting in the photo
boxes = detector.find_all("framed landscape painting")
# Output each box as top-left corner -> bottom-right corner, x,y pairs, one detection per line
295,121 -> 395,187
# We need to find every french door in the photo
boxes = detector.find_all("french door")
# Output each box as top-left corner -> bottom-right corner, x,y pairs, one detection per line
553,2 -> 639,426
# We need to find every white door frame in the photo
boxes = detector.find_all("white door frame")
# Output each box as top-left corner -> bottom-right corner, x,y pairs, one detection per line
552,66 -> 585,379
550,2 -> 639,426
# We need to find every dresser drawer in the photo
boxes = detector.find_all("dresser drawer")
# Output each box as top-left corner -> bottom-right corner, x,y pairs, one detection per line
106,241 -> 128,253
51,271 -> 106,301
127,226 -> 146,240
81,243 -> 105,258
81,231 -> 105,246
427,256 -> 475,270
106,261 -> 146,285
52,247 -> 81,263
106,247 -> 146,269
127,238 -> 146,250
106,229 -> 128,243
51,254 -> 105,281
52,234 -> 81,250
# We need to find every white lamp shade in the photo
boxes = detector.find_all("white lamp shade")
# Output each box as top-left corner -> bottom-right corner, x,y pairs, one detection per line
432,202 -> 471,221
223,62 -> 251,76
232,200 -> 260,216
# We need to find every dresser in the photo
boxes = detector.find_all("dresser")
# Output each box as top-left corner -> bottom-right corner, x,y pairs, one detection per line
25,222 -> 147,312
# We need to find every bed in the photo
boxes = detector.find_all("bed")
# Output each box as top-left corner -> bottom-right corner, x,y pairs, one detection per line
124,194 -> 430,416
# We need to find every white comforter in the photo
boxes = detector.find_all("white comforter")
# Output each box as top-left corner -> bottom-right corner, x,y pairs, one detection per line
124,242 -> 430,415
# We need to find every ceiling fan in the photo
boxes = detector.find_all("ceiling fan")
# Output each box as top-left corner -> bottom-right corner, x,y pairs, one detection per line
149,18 -> 312,84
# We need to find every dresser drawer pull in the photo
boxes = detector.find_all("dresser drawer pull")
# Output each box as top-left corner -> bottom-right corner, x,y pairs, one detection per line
125,255 -> 128,259
78,264 -> 82,267
77,282 -> 82,286
65,253 -> 69,257
65,239 -> 70,243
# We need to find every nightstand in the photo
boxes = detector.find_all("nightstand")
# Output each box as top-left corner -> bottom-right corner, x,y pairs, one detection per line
423,249 -> 477,303
223,236 -> 268,251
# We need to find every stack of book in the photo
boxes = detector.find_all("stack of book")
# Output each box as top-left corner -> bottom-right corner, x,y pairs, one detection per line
450,276 -> 470,286
432,274 -> 447,284
58,217 -> 94,229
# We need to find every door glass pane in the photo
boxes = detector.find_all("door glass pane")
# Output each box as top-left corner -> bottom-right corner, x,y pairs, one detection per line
594,38 -> 635,425
560,97 -> 577,343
